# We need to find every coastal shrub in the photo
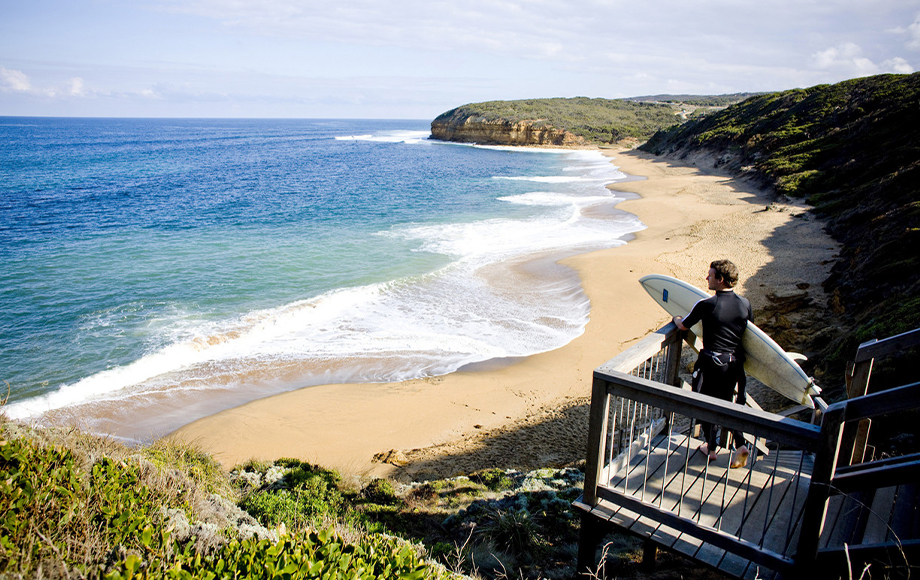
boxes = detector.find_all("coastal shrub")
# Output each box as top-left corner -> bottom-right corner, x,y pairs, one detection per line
0,422 -> 451,580
0,433 -> 176,577
0,435 -> 85,576
470,468 -> 514,491
479,508 -> 545,558
240,472 -> 347,530
102,527 -> 440,580
234,459 -> 364,529
143,435 -> 230,496
362,478 -> 400,505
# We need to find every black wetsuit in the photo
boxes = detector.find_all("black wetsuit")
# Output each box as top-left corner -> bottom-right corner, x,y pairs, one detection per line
682,290 -> 753,450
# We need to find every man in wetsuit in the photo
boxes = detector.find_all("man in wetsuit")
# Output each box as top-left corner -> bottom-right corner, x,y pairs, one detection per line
673,260 -> 752,468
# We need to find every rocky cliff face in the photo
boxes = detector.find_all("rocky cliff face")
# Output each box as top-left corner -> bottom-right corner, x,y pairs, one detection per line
430,116 -> 586,147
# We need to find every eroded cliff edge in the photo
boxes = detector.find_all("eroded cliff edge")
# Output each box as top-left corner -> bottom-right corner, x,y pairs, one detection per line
430,97 -> 680,146
430,115 -> 586,147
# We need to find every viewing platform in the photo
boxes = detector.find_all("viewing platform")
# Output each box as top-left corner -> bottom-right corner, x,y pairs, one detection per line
574,324 -> 920,579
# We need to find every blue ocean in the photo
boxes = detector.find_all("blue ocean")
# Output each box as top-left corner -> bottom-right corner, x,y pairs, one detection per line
0,117 -> 643,440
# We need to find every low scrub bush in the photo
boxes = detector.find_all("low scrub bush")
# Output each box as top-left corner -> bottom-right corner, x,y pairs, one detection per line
0,422 -> 450,579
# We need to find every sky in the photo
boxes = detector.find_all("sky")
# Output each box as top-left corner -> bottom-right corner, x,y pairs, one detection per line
1,0 -> 919,119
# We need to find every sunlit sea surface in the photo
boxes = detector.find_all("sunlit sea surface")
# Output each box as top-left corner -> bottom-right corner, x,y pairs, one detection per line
0,117 -> 644,440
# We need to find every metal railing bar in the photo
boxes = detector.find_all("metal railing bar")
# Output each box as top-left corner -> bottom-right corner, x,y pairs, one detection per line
632,432 -> 688,508
595,484 -> 797,574
629,432 -> 693,509
607,420 -> 666,489
757,463 -> 800,552
785,450 -> 807,551
624,398 -> 640,492
718,458 -> 730,531
696,457 -> 732,524
660,413 -> 675,509
737,437 -> 767,538
737,435 -> 759,539
782,479 -> 811,556
677,423 -> 694,518
760,448 -> 783,548
597,370 -> 822,450
642,414 -> 654,502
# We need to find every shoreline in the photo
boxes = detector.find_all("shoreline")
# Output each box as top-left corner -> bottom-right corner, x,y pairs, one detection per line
172,147 -> 838,480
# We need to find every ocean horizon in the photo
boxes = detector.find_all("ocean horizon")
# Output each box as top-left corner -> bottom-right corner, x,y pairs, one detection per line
0,117 -> 644,441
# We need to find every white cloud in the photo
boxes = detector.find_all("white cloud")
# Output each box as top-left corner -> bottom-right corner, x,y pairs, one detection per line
69,78 -> 86,97
882,57 -> 915,73
811,42 -> 913,76
908,13 -> 920,49
0,66 -> 33,92
4,0 -> 919,117
0,66 -> 99,99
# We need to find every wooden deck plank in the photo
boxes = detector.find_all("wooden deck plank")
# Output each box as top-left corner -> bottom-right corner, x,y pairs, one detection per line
593,432 -> 811,577
863,486 -> 898,544
889,483 -> 920,542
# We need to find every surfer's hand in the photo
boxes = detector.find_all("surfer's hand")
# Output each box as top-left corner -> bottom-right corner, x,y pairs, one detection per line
673,316 -> 687,330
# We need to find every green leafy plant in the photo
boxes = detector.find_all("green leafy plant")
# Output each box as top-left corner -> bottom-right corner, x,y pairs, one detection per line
0,423 -> 451,580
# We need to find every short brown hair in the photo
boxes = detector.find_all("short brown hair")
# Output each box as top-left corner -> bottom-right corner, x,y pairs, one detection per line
710,260 -> 739,287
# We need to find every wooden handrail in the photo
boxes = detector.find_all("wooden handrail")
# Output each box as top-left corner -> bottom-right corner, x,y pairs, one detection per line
594,368 -> 822,451
595,321 -> 684,375
841,381 -> 920,421
854,327 -> 920,363
580,324 -> 920,578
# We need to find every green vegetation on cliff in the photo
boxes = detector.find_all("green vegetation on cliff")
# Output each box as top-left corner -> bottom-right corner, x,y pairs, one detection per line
433,97 -> 679,144
626,93 -> 762,107
0,419 -> 448,579
641,73 -> 920,383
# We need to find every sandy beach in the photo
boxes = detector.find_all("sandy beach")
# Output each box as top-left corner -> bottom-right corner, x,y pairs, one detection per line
173,147 -> 838,481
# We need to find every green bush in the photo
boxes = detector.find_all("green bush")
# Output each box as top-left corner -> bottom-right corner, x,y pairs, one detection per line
239,467 -> 347,529
470,468 -> 514,491
0,425 -> 449,580
479,509 -> 545,558
361,478 -> 400,505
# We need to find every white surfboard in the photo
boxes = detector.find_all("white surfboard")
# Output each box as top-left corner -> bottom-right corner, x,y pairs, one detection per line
639,274 -> 820,408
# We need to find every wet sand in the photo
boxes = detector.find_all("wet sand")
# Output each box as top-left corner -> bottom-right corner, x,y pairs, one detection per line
172,147 -> 838,480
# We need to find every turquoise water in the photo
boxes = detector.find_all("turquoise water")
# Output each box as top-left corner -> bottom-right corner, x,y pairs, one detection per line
0,117 -> 643,439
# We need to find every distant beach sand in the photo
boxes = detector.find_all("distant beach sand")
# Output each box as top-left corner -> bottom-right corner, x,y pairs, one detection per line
172,147 -> 837,481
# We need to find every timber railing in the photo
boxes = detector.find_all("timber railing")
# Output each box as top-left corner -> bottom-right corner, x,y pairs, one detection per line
574,322 -> 920,579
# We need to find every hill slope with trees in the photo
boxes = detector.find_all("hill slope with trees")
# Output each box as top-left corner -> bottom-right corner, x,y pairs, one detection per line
641,73 -> 920,384
430,97 -> 680,145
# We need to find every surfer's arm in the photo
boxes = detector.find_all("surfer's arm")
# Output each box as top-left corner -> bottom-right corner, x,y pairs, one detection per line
678,297 -> 711,332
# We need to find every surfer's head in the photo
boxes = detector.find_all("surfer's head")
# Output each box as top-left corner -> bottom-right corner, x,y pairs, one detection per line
709,260 -> 739,289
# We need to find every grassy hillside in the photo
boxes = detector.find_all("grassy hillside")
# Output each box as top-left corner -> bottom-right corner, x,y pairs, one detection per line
2,417 -> 648,579
0,418 -> 450,580
626,93 -> 762,107
432,97 -> 679,143
641,73 -> 920,386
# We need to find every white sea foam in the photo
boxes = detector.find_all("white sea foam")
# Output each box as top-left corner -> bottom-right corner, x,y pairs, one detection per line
335,130 -> 431,144
495,175 -> 595,184
7,133 -> 643,424
498,191 -> 615,207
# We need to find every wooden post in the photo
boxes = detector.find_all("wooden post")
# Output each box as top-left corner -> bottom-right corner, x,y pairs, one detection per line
577,512 -> 609,576
795,403 -> 846,573
840,356 -> 874,466
582,375 -> 611,506
664,334 -> 683,388
641,539 -> 659,571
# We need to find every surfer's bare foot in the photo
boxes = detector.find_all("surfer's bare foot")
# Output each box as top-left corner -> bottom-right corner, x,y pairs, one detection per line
730,446 -> 750,469
698,443 -> 718,461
